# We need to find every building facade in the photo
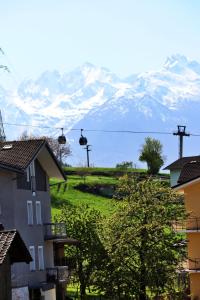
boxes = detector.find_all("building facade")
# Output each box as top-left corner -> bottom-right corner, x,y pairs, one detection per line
172,161 -> 200,299
0,139 -> 76,300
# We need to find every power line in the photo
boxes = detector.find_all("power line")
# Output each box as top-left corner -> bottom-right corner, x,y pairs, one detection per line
3,121 -> 200,137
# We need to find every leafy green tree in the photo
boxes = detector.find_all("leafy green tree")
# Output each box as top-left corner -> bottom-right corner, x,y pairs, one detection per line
139,137 -> 165,174
95,176 -> 186,300
55,204 -> 106,300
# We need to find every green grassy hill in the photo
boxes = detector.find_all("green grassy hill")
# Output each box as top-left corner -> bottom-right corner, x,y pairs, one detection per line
50,174 -> 119,218
50,167 -> 169,218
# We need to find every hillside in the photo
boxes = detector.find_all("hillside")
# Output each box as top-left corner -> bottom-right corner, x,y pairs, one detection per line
50,167 -> 169,218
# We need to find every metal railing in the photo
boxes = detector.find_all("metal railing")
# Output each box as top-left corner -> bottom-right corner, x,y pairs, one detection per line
46,266 -> 69,283
54,257 -> 76,270
43,223 -> 67,240
173,217 -> 200,231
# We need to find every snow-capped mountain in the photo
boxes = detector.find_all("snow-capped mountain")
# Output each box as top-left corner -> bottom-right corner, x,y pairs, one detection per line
2,54 -> 200,166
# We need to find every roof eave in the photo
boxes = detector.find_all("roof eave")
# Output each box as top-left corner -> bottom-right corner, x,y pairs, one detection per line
173,176 -> 200,191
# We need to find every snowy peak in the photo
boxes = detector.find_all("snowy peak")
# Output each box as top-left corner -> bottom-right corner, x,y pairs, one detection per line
163,54 -> 200,75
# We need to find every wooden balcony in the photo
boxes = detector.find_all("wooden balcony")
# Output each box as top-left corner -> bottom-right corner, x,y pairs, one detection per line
43,223 -> 67,240
173,217 -> 200,232
46,266 -> 69,283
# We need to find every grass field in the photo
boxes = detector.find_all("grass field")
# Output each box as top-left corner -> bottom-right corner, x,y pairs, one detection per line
50,174 -> 118,218
50,168 -> 169,218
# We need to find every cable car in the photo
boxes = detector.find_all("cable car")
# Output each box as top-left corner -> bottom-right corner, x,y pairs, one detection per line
79,129 -> 87,146
58,128 -> 66,144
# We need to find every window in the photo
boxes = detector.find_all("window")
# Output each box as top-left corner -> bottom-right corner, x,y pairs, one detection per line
29,246 -> 36,271
17,173 -> 31,190
35,160 -> 47,191
38,246 -> 44,270
36,201 -> 42,225
27,201 -> 33,225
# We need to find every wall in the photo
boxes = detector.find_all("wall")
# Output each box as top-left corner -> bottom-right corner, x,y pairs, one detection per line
0,256 -> 11,300
170,169 -> 181,187
41,288 -> 56,300
12,173 -> 54,288
0,170 -> 15,229
183,182 -> 200,300
12,286 -> 29,300
190,273 -> 200,300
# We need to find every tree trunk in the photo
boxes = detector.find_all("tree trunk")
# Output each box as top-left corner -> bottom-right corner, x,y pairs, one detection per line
80,283 -> 86,300
78,260 -> 86,300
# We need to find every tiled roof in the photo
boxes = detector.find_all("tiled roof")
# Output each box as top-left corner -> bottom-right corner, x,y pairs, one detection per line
164,156 -> 200,170
0,230 -> 32,264
0,139 -> 45,172
178,161 -> 200,184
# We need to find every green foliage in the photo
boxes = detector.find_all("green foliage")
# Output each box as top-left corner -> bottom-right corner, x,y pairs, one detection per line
139,137 -> 165,175
55,204 -> 106,299
64,166 -> 147,177
116,161 -> 134,170
94,176 -> 186,299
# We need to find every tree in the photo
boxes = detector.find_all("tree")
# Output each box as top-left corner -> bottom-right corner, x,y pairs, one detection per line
95,176 -> 186,299
116,161 -> 134,170
18,130 -> 71,163
139,137 -> 165,174
55,204 -> 106,300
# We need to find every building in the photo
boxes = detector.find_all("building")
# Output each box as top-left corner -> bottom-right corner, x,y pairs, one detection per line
0,139 -> 78,300
172,161 -> 200,299
0,227 -> 32,300
164,155 -> 200,187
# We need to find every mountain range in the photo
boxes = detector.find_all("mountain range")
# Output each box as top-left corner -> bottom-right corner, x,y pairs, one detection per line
1,54 -> 200,167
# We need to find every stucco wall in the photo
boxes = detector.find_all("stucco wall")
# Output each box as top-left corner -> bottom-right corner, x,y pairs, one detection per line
170,169 -> 181,187
183,182 -> 200,299
41,288 -> 56,300
12,286 -> 29,300
0,170 -> 15,229
190,273 -> 200,300
184,184 -> 200,217
10,173 -> 54,288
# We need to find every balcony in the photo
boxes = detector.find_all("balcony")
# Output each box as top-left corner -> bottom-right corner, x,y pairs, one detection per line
54,257 -> 76,270
184,258 -> 200,273
46,266 -> 69,283
44,223 -> 67,240
173,217 -> 200,232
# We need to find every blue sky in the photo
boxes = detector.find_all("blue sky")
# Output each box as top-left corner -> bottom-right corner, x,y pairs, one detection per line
1,0 -> 200,84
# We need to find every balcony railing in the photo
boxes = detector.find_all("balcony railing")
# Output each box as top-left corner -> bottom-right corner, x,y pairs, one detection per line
188,258 -> 200,271
44,223 -> 67,240
54,257 -> 76,270
46,266 -> 69,283
173,217 -> 200,232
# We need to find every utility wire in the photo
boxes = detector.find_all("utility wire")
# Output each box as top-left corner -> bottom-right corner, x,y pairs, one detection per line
3,121 -> 200,137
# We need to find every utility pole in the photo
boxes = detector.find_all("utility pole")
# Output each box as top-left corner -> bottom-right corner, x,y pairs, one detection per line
84,145 -> 91,167
173,125 -> 190,159
0,110 -> 6,141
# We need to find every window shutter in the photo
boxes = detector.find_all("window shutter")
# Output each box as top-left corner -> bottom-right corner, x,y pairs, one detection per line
29,246 -> 36,271
27,201 -> 33,225
38,246 -> 44,270
36,201 -> 42,225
